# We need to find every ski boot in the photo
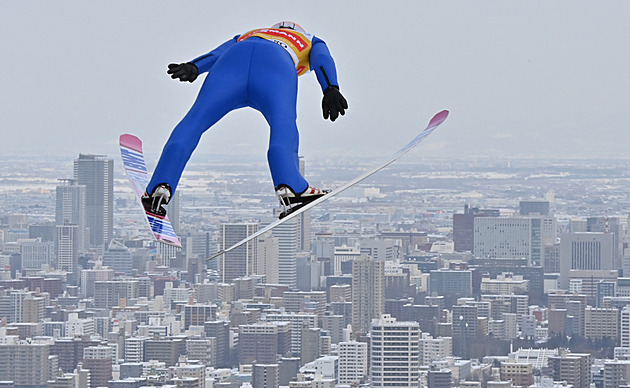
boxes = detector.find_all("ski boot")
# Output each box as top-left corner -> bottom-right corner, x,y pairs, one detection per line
275,184 -> 330,219
142,183 -> 172,217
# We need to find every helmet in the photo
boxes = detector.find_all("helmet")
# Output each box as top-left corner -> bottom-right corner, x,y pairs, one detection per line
271,21 -> 306,34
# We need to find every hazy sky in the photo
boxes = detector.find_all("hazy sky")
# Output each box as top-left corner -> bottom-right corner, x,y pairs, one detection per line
2,1 -> 629,164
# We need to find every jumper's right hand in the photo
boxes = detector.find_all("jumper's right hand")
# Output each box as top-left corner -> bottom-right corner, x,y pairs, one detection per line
167,62 -> 199,83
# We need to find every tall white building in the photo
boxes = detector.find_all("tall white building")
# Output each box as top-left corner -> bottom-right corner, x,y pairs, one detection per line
337,341 -> 368,385
220,223 -> 259,283
370,314 -> 420,388
620,306 -> 630,348
73,154 -> 113,249
352,255 -> 384,334
273,218 -> 299,288
559,232 -> 614,289
55,179 -> 88,252
474,216 -> 554,267
256,235 -> 279,284
419,335 -> 452,366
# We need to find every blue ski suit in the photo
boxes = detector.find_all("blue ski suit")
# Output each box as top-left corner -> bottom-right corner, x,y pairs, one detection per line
147,28 -> 342,196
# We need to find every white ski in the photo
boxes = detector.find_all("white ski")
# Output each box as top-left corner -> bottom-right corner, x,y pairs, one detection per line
207,109 -> 449,262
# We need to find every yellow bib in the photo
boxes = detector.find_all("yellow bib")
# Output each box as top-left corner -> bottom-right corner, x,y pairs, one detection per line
238,28 -> 313,76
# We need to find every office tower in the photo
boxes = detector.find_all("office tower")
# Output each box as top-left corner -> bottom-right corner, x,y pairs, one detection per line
55,179 -> 88,252
500,362 -> 533,388
370,315 -> 420,388
124,337 -> 148,363
321,314 -> 345,344
620,306 -> 630,348
143,337 -> 186,366
22,293 -> 45,323
519,200 -> 550,216
427,370 -> 452,388
429,269 -> 473,298
56,224 -> 79,274
272,219 -> 299,288
360,238 -> 396,261
351,255 -> 384,334
419,336 -> 452,366
73,154 -> 113,248
329,284 -> 351,303
453,304 -> 479,358
80,263 -> 115,298
183,303 -> 217,329
204,320 -> 230,368
50,337 -> 101,373
263,313 -> 316,356
103,240 -> 133,274
187,336 -> 216,366
452,205 -> 500,252
253,364 -> 280,388
337,341 -> 368,385
257,235 -> 280,284
0,343 -> 50,386
295,156 -> 312,252
585,307 -> 618,341
548,351 -> 592,388
82,345 -> 114,388
220,223 -> 259,282
559,232 -> 614,289
94,279 -> 139,309
334,246 -> 361,276
604,360 -> 630,388
283,291 -> 327,318
20,238 -> 54,270
238,323 -> 290,364
474,216 -> 554,267
587,216 -> 624,269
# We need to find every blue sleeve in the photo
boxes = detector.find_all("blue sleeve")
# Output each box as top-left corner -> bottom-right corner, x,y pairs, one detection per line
190,35 -> 239,74
309,36 -> 340,93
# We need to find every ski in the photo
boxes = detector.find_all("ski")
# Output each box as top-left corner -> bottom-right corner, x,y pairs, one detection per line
119,134 -> 182,248
206,109 -> 449,262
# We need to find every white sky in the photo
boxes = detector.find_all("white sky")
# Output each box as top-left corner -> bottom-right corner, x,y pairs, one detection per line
2,1 -> 629,163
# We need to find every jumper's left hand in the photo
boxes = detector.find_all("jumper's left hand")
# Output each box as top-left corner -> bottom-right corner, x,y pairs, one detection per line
322,86 -> 348,122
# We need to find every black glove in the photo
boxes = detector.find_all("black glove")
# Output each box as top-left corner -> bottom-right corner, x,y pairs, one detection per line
322,85 -> 348,122
167,62 -> 199,83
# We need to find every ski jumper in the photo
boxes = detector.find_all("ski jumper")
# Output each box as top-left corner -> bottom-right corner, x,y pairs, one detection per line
147,27 -> 341,196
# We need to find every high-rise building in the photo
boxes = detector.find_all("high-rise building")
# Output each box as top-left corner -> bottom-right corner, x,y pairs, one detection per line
548,351 -> 592,388
253,364 -> 280,388
220,223 -> 259,282
238,323 -> 291,365
604,359 -> 630,388
474,216 -> 554,267
183,303 -> 217,329
272,219 -> 299,288
584,307 -> 618,341
20,238 -> 54,270
429,269 -> 473,298
620,306 -> 630,348
56,224 -> 79,274
337,341 -> 368,385
204,320 -> 230,368
351,255 -> 384,334
452,205 -> 500,252
0,342 -> 50,386
55,179 -> 88,252
559,232 -> 614,289
82,345 -> 114,388
73,154 -> 113,249
256,235 -> 280,284
103,240 -> 133,274
370,315 -> 420,388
